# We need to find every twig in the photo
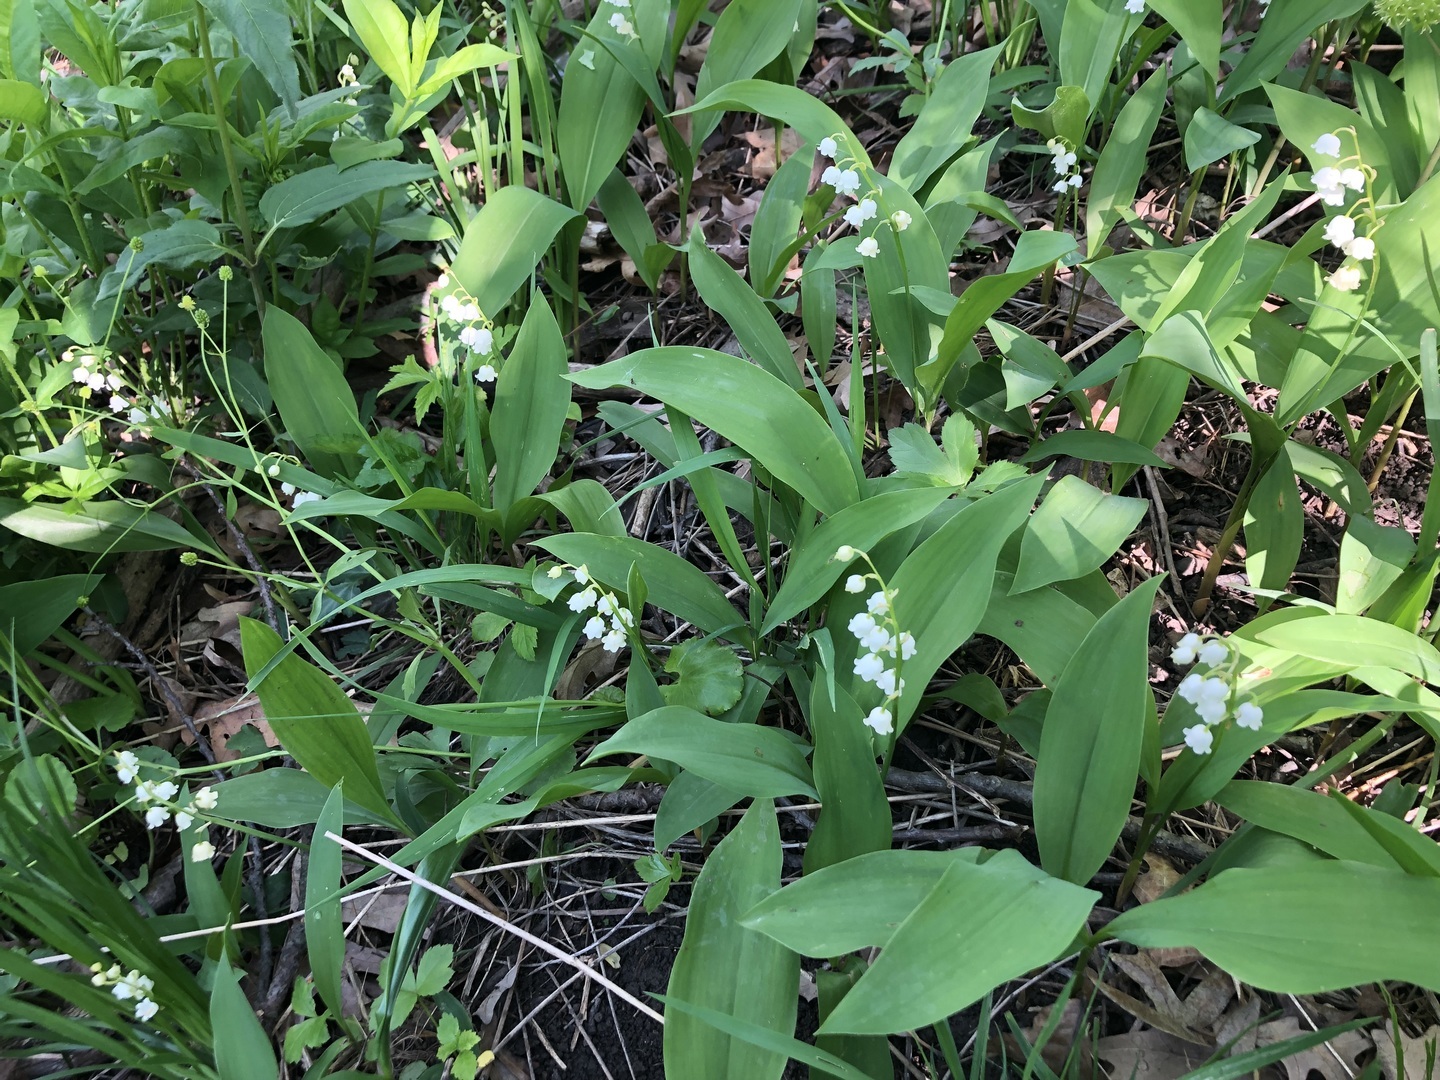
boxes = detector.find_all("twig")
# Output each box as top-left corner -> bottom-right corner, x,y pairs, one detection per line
327,832 -> 667,1026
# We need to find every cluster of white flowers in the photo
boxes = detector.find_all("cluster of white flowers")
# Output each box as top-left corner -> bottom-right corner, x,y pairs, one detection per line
817,137 -> 909,260
551,563 -> 635,653
1170,633 -> 1263,755
115,752 -> 220,861
67,350 -> 127,413
605,0 -> 635,38
1309,132 -> 1377,293
90,963 -> 158,1022
125,397 -> 173,431
834,545 -> 915,737
258,459 -> 320,509
1046,139 -> 1083,195
433,273 -> 499,382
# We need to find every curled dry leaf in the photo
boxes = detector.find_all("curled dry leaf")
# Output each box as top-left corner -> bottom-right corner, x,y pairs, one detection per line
184,695 -> 276,762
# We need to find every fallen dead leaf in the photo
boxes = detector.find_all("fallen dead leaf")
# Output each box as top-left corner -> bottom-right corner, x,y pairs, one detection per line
1133,855 -> 1182,905
1257,1017 -> 1372,1080
185,695 -> 276,762
1097,1027 -> 1211,1080
1375,1021 -> 1440,1080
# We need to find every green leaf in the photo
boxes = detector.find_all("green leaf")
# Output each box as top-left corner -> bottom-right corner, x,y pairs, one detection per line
1010,84 -> 1090,149
1252,613 -> 1440,683
1057,0 -> 1129,117
305,784 -> 347,1017
1033,576 -> 1164,884
889,473 -> 1048,727
240,618 -> 401,829
534,533 -> 741,636
761,488 -> 953,635
0,497 -> 219,556
0,76 -> 44,124
680,80 -> 861,157
450,185 -> 580,318
418,42 -> 517,96
688,231 -> 801,389
1087,67 -> 1166,254
212,953 -> 279,1080
261,307 -> 361,479
749,141 -> 813,296
745,849 -> 983,955
491,293 -> 568,517
1018,428 -> 1170,468
889,44 -> 1000,190
1243,446 -> 1303,595
569,348 -> 859,515
588,706 -> 817,800
598,169 -> 667,292
342,0 -> 412,94
1336,516 -> 1413,616
656,994 -> 886,1080
1106,860 -> 1440,994
1013,476 -> 1147,595
1221,0 -> 1368,102
99,219 -> 222,301
1216,780 -> 1440,874
664,800 -> 798,1080
199,0 -> 300,115
691,0 -> 804,149
661,640 -> 744,716
258,161 -> 433,230
803,677 -> 890,873
887,416 -> 978,486
817,851 -> 1099,1035
557,10 -> 648,210
0,573 -> 99,656
1183,106 -> 1260,172
1147,0 -> 1221,83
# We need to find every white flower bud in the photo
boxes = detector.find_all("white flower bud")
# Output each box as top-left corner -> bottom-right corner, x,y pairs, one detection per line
863,707 -> 893,735
818,136 -> 838,159
1197,640 -> 1228,667
1170,632 -> 1201,666
1311,132 -> 1342,158
1183,724 -> 1214,754
1234,701 -> 1264,730
844,574 -> 866,594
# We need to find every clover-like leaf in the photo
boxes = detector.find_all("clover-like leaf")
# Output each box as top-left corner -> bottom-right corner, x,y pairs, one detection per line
660,640 -> 744,716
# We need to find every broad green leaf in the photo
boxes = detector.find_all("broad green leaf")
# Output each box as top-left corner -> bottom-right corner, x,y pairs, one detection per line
1012,476 -> 1147,594
818,851 -> 1099,1035
664,800 -> 798,1080
491,293 -> 568,516
0,76 -> 44,124
342,0 -> 412,93
258,161 -> 433,230
0,573 -> 100,655
934,231 -> 1078,374
655,770 -> 744,852
979,573 -> 1099,688
1010,84 -> 1090,149
570,348 -> 859,514
557,10 -> 647,210
212,954 -> 278,1080
0,0 -> 39,85
761,487 -> 953,635
215,769 -> 389,828
1087,67 -> 1166,254
1336,516 -> 1413,615
261,307 -> 361,479
240,618 -> 401,829
1034,576 -> 1163,884
745,850 -> 983,956
889,44 -> 1001,190
589,707 -> 817,799
655,994 -> 885,1080
1366,173 -> 1440,358
1106,860 -> 1440,994
803,678 -> 891,874
1268,83 -> 1395,199
1057,0 -> 1128,117
0,497 -> 218,556
890,473 -> 1048,728
887,416 -> 978,486
749,140 -> 813,297
598,169 -> 668,292
1221,0 -> 1368,102
681,81 -> 862,159
1147,0 -> 1221,83
1017,428 -> 1170,468
865,174 -> 950,397
1183,107 -> 1260,172
661,640 -> 744,716
534,533 -> 741,635
1243,446 -> 1302,595
199,0 -> 300,115
1252,613 -> 1440,683
418,42 -> 517,96
1216,780 -> 1440,874
688,231 -> 801,388
305,784 -> 346,1017
98,219 -> 222,301
691,0 -> 804,149
450,185 -> 581,317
